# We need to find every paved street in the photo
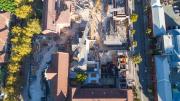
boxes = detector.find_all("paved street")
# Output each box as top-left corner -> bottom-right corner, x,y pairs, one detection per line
133,0 -> 151,101
29,41 -> 57,101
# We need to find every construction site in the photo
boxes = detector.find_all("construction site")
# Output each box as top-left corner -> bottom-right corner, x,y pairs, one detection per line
70,0 -> 135,88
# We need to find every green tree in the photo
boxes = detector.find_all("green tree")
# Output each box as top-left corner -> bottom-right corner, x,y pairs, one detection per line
132,54 -> 142,64
0,0 -> 16,13
130,13 -> 138,23
75,73 -> 87,83
15,5 -> 32,19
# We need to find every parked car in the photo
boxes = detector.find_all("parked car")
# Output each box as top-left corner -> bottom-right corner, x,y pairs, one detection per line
174,9 -> 180,14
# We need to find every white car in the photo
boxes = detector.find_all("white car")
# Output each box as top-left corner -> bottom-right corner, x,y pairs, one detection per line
173,5 -> 178,9
174,9 -> 180,14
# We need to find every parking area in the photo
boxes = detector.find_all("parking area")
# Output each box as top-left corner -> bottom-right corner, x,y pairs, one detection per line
163,1 -> 180,27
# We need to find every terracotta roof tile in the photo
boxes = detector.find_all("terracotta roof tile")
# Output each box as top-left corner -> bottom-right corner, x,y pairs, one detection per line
0,12 -> 10,63
42,0 -> 71,34
71,88 -> 134,101
46,52 -> 69,101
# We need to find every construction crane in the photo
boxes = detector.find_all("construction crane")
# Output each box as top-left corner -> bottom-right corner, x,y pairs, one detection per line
89,0 -> 102,40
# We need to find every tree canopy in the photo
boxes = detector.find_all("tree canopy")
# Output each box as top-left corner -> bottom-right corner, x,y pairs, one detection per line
132,54 -> 142,64
133,40 -> 138,48
15,5 -> 32,19
146,28 -> 152,35
131,29 -> 136,35
0,0 -> 16,13
130,13 -> 138,23
75,73 -> 87,83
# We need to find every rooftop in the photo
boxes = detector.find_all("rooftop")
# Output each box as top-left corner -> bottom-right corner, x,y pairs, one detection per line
151,1 -> 166,36
42,0 -> 72,34
0,12 -> 10,63
163,1 -> 180,27
71,88 -> 133,101
46,52 -> 69,101
154,56 -> 172,101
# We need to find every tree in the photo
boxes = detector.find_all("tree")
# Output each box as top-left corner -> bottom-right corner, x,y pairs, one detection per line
130,13 -> 138,23
4,86 -> 19,101
11,36 -> 19,45
11,44 -> 32,56
21,36 -> 32,44
132,40 -> 138,47
131,29 -> 136,35
0,68 -> 3,83
14,0 -> 23,6
0,0 -> 16,13
146,28 -> 152,35
132,54 -> 142,64
15,5 -> 32,19
23,19 -> 41,37
10,54 -> 22,62
11,26 -> 22,36
75,73 -> 87,83
6,75 -> 16,85
7,63 -> 20,74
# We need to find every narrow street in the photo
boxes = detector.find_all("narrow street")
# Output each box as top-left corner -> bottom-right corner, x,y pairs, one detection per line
133,0 -> 151,101
29,42 -> 57,101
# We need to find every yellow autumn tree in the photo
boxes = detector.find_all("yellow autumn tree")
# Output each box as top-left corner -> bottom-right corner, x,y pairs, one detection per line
23,19 -> 41,37
10,54 -> 22,62
15,5 -> 32,19
4,86 -> 15,94
14,0 -> 23,6
130,13 -> 138,23
132,54 -> 142,64
131,29 -> 136,35
21,36 -> 32,44
6,75 -> 16,85
11,26 -> 22,36
4,86 -> 19,101
7,63 -> 20,74
132,40 -> 138,47
12,44 -> 32,56
11,36 -> 19,45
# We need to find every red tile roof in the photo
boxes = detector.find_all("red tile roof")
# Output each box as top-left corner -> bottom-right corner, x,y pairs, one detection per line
46,52 -> 69,101
71,88 -> 134,101
42,0 -> 71,34
0,12 -> 10,63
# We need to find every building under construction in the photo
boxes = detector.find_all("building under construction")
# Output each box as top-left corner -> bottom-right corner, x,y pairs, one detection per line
103,0 -> 130,49
70,0 -> 134,89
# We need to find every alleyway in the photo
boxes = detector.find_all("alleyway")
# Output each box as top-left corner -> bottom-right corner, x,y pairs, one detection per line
29,42 -> 57,101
